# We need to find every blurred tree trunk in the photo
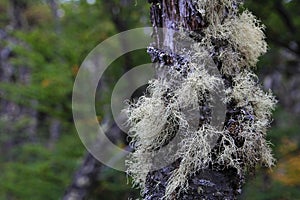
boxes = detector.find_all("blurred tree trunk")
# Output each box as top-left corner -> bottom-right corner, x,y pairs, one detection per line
62,121 -> 126,200
9,0 -> 27,29
62,1 -> 138,198
47,0 -> 61,33
62,153 -> 103,200
144,0 -> 244,199
0,0 -> 37,148
47,0 -> 62,149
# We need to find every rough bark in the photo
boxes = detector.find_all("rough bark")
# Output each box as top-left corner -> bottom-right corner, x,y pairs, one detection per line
144,0 -> 244,199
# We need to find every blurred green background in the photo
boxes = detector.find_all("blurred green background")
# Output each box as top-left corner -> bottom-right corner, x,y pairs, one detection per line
0,0 -> 299,199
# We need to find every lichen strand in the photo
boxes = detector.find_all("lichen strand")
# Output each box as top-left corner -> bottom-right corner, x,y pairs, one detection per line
199,1 -> 267,75
164,125 -> 221,198
230,72 -> 277,124
213,11 -> 268,74
125,64 -> 224,191
126,0 -> 276,199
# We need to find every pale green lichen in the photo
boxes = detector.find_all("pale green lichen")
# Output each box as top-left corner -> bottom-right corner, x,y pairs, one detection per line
126,0 -> 277,199
125,65 -> 223,191
198,0 -> 267,75
216,11 -> 268,74
126,148 -> 153,189
195,0 -> 236,27
229,72 -> 277,128
164,125 -> 221,198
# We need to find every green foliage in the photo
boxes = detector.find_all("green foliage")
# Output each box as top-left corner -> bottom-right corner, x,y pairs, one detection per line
0,134 -> 84,200
242,108 -> 300,199
242,174 -> 300,200
0,0 -> 148,199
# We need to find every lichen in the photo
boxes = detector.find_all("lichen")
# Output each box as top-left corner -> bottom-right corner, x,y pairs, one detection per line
215,11 -> 268,74
164,125 -> 221,198
125,0 -> 277,199
230,72 -> 277,125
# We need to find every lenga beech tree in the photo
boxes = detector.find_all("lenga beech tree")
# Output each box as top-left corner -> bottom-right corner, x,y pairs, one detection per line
125,0 -> 277,199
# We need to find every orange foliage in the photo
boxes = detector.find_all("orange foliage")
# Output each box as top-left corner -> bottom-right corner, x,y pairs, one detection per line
273,155 -> 300,186
278,137 -> 298,156
24,4 -> 52,27
72,65 -> 79,76
41,79 -> 51,88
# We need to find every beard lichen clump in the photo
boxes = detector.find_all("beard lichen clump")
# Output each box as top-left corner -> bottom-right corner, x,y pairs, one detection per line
201,1 -> 267,75
212,10 -> 268,74
125,0 -> 277,199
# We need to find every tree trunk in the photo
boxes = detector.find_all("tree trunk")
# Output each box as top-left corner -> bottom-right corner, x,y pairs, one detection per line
144,1 -> 244,199
62,153 -> 103,200
62,121 -> 127,200
0,0 -> 38,147
47,0 -> 61,34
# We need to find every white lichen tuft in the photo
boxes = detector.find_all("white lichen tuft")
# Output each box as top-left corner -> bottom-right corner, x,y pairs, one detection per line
126,0 -> 277,199
195,0 -> 235,26
164,125 -> 221,198
239,128 -> 275,168
216,11 -> 268,73
220,71 -> 277,169
126,149 -> 153,189
230,72 -> 277,128
125,80 -> 171,149
199,0 -> 267,75
125,65 -> 224,191
176,68 -> 221,108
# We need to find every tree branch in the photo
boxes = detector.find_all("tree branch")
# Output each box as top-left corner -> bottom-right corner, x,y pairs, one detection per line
274,0 -> 296,34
